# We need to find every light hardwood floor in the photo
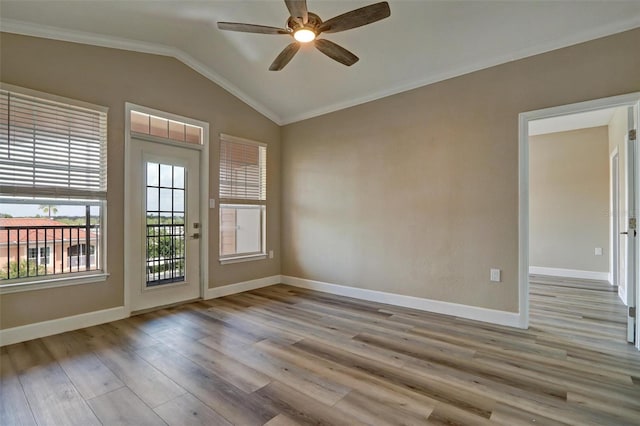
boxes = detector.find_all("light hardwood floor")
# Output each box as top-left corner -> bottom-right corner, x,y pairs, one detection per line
2,280 -> 639,425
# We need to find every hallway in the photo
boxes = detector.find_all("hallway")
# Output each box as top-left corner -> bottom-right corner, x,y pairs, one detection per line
529,274 -> 633,359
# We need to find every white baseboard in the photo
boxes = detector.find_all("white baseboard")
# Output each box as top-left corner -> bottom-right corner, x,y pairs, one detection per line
619,286 -> 628,305
529,266 -> 610,282
0,272 -> 526,346
281,275 -> 523,328
0,274 -> 282,347
0,306 -> 127,347
204,275 -> 282,299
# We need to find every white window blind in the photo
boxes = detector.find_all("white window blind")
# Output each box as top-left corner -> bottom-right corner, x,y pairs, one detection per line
219,134 -> 266,202
0,88 -> 107,199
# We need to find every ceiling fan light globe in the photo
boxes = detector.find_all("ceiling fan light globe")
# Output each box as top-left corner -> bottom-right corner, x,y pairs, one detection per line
293,28 -> 316,43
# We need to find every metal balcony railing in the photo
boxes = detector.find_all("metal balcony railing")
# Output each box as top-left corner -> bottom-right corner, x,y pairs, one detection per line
0,223 -> 100,280
146,223 -> 185,286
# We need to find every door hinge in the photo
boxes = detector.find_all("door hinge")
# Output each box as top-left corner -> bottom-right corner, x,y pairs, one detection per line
630,129 -> 637,141
630,306 -> 636,318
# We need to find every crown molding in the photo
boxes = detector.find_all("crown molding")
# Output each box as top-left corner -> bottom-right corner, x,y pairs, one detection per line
2,17 -> 639,126
0,19 -> 283,125
280,17 -> 640,125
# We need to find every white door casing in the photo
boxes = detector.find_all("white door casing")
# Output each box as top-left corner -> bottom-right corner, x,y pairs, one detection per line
124,103 -> 209,314
518,93 -> 640,349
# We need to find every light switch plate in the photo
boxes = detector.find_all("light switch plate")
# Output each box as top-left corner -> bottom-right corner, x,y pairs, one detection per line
490,268 -> 501,282
595,247 -> 603,256
209,199 -> 216,209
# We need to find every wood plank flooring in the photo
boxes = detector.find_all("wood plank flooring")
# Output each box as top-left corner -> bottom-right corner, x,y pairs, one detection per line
2,280 -> 639,425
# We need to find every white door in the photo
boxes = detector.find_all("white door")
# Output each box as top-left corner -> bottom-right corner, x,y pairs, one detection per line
626,105 -> 637,344
128,138 -> 201,312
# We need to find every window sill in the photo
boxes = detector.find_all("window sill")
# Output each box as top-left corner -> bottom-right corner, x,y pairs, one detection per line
219,254 -> 267,265
0,273 -> 110,295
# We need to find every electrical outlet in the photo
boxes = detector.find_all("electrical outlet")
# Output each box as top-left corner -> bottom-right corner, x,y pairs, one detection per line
269,250 -> 274,259
595,247 -> 603,256
209,199 -> 216,209
490,268 -> 501,282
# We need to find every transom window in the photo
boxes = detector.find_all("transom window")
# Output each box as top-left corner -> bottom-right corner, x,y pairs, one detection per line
0,84 -> 107,286
219,134 -> 267,261
130,110 -> 202,145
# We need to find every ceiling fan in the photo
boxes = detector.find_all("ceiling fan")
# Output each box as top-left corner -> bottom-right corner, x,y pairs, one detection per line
217,0 -> 391,71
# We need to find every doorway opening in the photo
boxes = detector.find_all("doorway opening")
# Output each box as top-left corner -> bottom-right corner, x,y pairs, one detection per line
519,93 -> 640,350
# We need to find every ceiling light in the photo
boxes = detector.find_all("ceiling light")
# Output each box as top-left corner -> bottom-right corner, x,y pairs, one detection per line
294,28 -> 316,43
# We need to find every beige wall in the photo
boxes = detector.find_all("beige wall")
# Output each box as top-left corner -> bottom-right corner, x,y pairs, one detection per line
609,107 -> 629,294
529,127 -> 609,272
1,28 -> 639,328
0,33 -> 281,329
281,28 -> 640,313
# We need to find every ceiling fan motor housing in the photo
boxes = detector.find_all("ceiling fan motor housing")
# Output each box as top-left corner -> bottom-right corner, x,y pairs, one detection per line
287,12 -> 323,33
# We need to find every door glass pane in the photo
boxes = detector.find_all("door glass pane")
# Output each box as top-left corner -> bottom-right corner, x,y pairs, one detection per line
146,188 -> 159,211
173,189 -> 184,212
147,162 -> 159,186
160,164 -> 173,187
160,188 -> 172,211
174,166 -> 185,189
145,161 -> 186,287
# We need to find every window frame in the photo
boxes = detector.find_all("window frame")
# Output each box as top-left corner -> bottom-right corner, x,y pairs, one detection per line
218,133 -> 267,263
27,246 -> 53,266
0,83 -> 109,294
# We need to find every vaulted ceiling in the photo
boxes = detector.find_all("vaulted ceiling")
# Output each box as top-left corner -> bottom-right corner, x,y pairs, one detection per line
1,1 -> 639,125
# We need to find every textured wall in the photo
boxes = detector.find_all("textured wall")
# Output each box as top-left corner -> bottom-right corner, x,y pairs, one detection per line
529,127 -> 609,272
281,29 -> 640,312
0,33 -> 281,329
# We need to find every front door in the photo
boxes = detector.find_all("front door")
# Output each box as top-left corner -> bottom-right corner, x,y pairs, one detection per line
128,138 -> 201,312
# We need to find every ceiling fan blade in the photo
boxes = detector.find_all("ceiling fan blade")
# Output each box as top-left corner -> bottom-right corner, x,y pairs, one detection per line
269,42 -> 301,71
285,0 -> 308,24
314,39 -> 359,66
318,1 -> 390,34
217,22 -> 289,35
